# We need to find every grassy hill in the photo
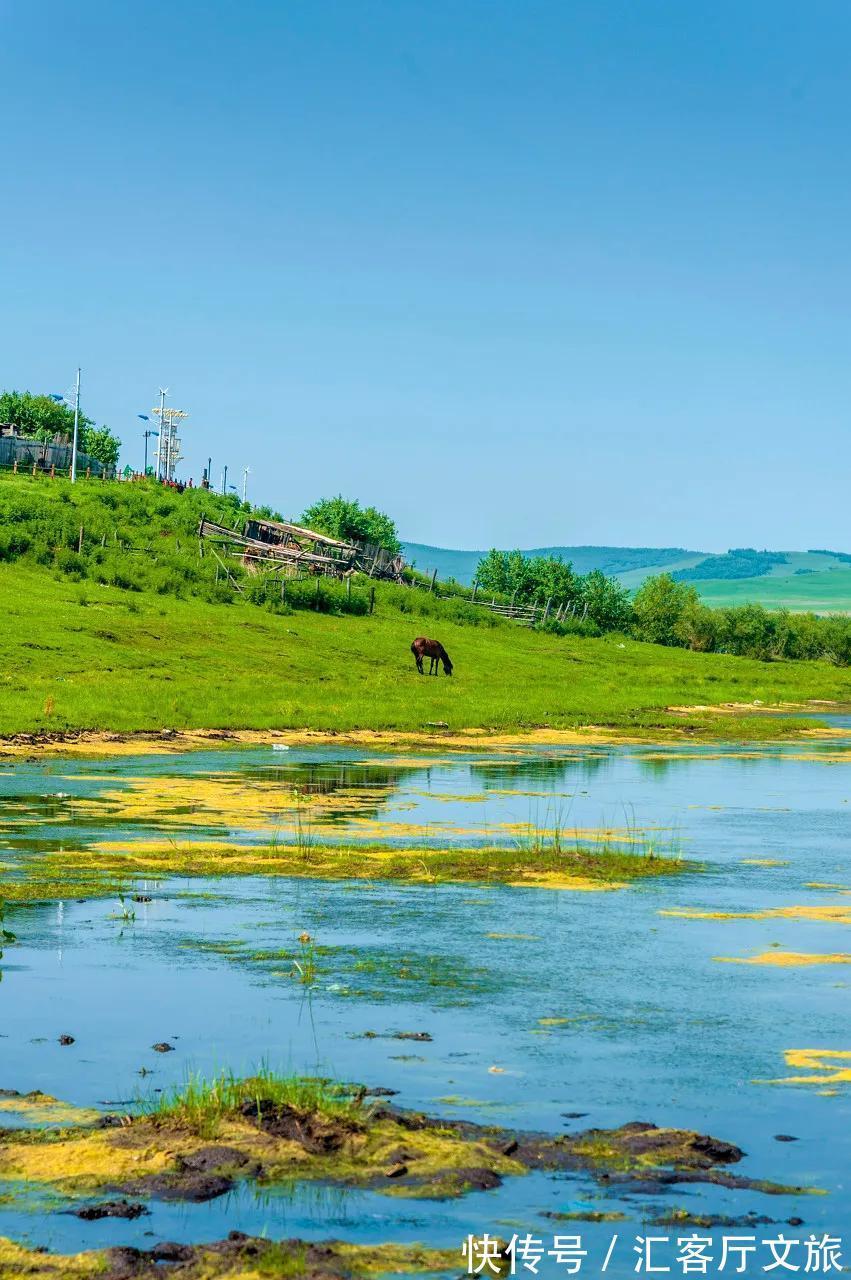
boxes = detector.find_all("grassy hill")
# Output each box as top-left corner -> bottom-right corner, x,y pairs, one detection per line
3,559 -> 849,739
401,542 -> 706,586
402,541 -> 851,612
0,474 -> 848,740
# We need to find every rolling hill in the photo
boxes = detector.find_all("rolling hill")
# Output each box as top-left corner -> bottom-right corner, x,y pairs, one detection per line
401,542 -> 851,613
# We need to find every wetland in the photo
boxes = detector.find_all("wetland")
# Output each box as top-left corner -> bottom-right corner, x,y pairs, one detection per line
1,734 -> 851,1276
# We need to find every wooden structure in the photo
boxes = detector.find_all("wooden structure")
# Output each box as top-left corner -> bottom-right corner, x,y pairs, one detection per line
198,515 -> 405,581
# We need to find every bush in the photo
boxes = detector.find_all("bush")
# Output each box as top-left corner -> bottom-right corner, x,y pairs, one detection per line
632,574 -> 699,646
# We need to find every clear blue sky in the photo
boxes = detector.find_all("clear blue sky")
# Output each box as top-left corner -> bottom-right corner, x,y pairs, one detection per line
2,1 -> 849,551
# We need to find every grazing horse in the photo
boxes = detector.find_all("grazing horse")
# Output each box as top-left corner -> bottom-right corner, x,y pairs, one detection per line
411,636 -> 453,676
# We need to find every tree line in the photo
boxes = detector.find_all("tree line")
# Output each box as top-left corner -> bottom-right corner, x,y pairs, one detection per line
476,549 -> 851,663
0,390 -> 121,469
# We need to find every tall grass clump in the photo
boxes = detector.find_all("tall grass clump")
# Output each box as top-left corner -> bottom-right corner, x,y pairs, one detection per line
146,1066 -> 362,1138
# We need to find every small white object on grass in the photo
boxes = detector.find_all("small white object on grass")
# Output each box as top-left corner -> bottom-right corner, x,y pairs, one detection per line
272,744 -> 290,751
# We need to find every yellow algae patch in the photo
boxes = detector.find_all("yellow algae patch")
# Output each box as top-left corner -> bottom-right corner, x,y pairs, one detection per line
806,882 -> 849,891
0,1127 -> 178,1188
0,725 -> 665,760
715,952 -> 851,967
18,835 -> 683,896
0,1238 -> 106,1278
761,1049 -> 851,1087
67,773 -> 396,833
663,903 -> 851,924
740,859 -> 789,867
486,932 -> 540,941
0,1092 -> 102,1127
408,791 -> 489,803
538,1017 -> 571,1027
0,1111 -> 526,1200
508,872 -> 625,892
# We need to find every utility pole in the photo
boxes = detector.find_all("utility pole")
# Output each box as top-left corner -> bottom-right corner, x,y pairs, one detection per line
70,368 -> 81,483
241,465 -> 250,504
221,465 -> 228,495
156,388 -> 166,480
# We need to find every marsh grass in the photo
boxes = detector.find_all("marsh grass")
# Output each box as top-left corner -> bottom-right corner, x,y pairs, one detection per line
291,932 -> 318,985
13,835 -> 689,905
111,891 -> 136,922
514,803 -> 682,872
145,1066 -> 363,1138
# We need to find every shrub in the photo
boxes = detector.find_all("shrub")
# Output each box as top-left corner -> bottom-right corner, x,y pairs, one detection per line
632,574 -> 699,646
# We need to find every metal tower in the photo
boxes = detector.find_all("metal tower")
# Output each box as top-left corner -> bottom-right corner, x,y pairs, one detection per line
151,391 -> 188,482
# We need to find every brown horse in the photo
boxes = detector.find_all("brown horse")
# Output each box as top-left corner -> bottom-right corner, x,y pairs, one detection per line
411,636 -> 453,676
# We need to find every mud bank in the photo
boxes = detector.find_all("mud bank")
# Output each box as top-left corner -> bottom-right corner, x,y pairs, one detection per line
0,1080 -> 809,1207
0,1233 -> 456,1279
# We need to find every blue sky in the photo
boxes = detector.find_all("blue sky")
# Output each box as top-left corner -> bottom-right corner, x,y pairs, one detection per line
2,1 -> 849,550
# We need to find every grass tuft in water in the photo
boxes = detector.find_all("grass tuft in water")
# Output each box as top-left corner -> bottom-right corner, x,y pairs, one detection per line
144,1066 -> 362,1138
291,932 -> 318,985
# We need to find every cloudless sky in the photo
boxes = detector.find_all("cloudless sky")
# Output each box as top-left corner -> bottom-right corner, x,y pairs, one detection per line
2,0 -> 849,550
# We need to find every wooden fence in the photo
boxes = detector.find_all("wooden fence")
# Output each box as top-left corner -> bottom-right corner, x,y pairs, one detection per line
405,574 -> 589,627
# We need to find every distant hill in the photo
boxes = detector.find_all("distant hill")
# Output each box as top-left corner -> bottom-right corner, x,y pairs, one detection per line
400,542 -> 851,613
400,542 -> 706,586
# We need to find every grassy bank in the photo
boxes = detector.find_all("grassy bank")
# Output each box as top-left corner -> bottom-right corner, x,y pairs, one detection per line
2,562 -> 850,740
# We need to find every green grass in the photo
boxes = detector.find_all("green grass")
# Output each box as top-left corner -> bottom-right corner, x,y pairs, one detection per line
146,1067 -> 362,1138
698,567 -> 851,613
2,559 -> 849,739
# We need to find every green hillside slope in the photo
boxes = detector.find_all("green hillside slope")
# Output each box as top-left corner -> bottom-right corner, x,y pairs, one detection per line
401,542 -> 705,586
0,475 -> 848,739
1,561 -> 848,738
697,568 -> 851,613
402,542 -> 851,612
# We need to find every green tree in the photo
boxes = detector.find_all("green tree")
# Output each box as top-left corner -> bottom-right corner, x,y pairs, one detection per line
475,548 -> 512,596
80,424 -> 121,469
301,495 -> 400,554
632,573 -> 699,646
0,390 -> 91,441
579,569 -> 632,631
0,389 -> 120,468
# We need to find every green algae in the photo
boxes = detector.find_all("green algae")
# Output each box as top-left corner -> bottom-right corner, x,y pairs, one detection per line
0,1235 -> 457,1279
180,936 -> 507,1006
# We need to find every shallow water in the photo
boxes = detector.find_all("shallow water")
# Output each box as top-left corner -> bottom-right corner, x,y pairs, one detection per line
1,740 -> 851,1275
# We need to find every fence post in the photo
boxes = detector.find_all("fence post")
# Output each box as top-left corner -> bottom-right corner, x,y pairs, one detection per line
471,580 -> 478,601
543,597 -> 552,623
12,461 -> 17,474
429,568 -> 437,593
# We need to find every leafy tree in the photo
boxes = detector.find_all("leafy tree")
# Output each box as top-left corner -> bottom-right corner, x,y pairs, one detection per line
301,495 -> 400,554
632,573 -> 699,646
674,597 -> 719,652
579,569 -> 632,632
0,390 -> 92,441
80,424 -> 121,469
0,389 -> 121,468
475,548 -> 512,596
